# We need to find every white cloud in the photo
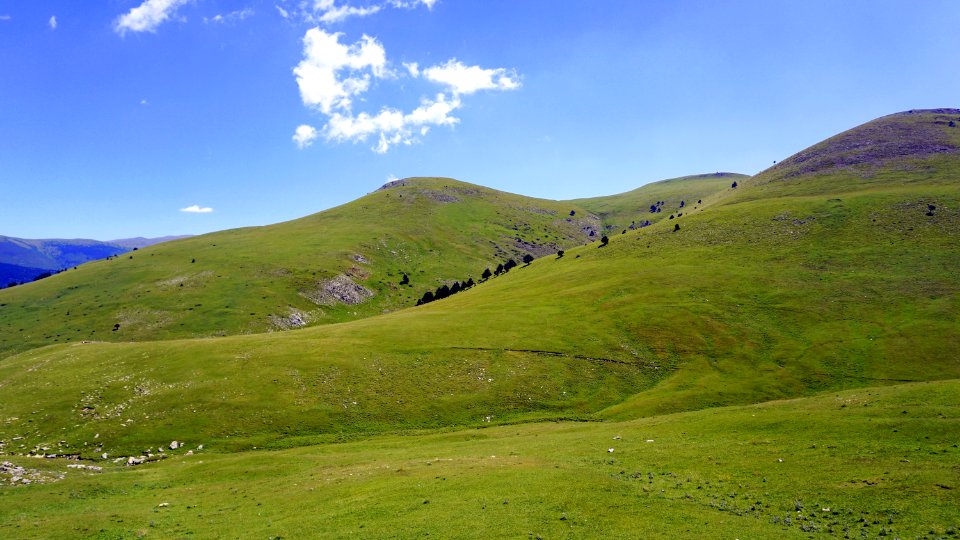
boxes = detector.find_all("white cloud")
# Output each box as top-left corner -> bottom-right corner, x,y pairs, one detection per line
276,0 -> 432,25
291,25 -> 519,153
389,0 -> 438,9
422,59 -> 520,95
324,93 -> 460,153
114,0 -> 189,35
48,16 -> 57,29
403,62 -> 419,77
0,15 -> 11,21
293,124 -> 319,148
180,204 -> 214,213
140,99 -> 149,105
204,8 -> 254,24
316,1 -> 381,23
293,28 -> 388,115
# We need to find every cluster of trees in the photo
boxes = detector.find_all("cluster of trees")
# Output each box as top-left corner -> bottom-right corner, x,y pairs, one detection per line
415,253 -> 537,306
416,278 -> 476,305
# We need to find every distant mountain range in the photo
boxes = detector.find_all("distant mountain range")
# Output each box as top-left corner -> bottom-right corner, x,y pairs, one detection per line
0,235 -> 191,287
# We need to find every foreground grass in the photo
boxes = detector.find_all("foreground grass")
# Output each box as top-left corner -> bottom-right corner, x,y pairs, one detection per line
2,380 -> 958,539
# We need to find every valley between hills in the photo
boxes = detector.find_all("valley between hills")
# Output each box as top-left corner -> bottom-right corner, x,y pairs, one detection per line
1,109 -> 958,538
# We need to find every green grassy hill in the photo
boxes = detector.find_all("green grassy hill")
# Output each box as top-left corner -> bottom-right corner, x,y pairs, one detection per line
569,172 -> 743,232
0,109 -> 958,538
0,178 -> 603,358
0,109 -> 957,459
0,175 -> 747,359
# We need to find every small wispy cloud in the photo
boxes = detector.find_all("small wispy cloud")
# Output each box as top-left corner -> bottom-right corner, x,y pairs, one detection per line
48,15 -> 57,29
292,124 -> 319,149
276,0 -> 435,25
421,59 -> 520,95
0,15 -> 12,21
114,0 -> 189,36
204,8 -> 254,25
180,204 -> 214,213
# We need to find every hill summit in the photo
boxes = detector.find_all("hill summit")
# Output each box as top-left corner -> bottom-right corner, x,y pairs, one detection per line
757,108 -> 960,183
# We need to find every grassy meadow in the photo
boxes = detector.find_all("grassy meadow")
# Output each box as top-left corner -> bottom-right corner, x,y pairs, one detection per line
0,109 -> 958,537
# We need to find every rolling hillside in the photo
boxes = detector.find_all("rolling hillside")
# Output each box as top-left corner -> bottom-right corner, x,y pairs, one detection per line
0,176 -> 727,358
570,172 -> 743,232
0,109 -> 958,538
0,109 -> 956,459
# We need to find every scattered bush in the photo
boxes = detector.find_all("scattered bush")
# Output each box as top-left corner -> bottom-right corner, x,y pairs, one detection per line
400,273 -> 410,285
731,181 -> 738,188
674,224 -> 680,232
481,268 -> 492,280
599,235 -> 609,247
522,254 -> 534,265
556,250 -> 565,258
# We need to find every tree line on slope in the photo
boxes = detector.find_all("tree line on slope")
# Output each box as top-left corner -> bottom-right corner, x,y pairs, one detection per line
415,253 -> 536,306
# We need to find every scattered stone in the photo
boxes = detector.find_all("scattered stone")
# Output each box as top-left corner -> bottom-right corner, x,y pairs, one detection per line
169,441 -> 180,450
300,275 -> 374,306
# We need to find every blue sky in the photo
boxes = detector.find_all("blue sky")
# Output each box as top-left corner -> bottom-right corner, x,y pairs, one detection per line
1,1 -> 958,239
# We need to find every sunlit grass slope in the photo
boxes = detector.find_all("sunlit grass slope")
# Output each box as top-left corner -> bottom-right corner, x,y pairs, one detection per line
570,172 -> 743,232
0,175 -> 738,360
1,380 -> 957,539
0,178 -> 608,358
1,111 -> 957,460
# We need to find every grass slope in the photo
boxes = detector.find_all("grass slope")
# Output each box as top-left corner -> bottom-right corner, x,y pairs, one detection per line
0,178 -> 610,358
570,172 -> 743,233
0,112 -> 957,459
1,380 -> 957,538
0,109 -> 958,538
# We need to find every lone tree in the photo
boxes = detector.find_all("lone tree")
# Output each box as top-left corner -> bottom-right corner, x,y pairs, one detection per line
522,253 -> 534,265
731,181 -> 738,188
569,210 -> 576,216
400,273 -> 409,285
481,268 -> 492,280
556,250 -> 565,258
674,223 -> 680,232
599,235 -> 609,247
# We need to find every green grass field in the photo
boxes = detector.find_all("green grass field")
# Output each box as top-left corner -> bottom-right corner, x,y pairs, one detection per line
1,109 -> 959,537
2,380 -> 957,539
